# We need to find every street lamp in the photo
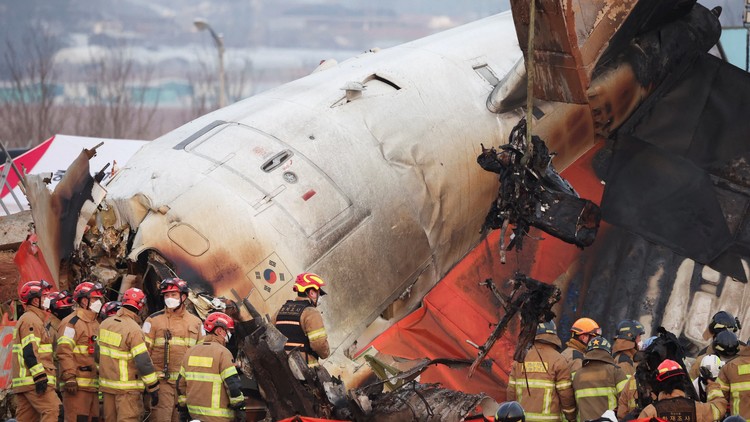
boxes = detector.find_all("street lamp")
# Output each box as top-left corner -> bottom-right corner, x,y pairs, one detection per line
194,18 -> 227,108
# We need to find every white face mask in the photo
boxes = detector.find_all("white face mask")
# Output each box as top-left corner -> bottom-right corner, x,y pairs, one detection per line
42,297 -> 51,310
89,299 -> 103,314
637,340 -> 644,351
225,332 -> 232,343
164,297 -> 181,309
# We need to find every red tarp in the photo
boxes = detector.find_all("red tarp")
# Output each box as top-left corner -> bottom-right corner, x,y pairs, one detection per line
358,145 -> 605,401
13,235 -> 55,290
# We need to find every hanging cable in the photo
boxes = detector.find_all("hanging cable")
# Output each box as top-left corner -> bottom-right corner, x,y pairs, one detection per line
523,0 -> 537,163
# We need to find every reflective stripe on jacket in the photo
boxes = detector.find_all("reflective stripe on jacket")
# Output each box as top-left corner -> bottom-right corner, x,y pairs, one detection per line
56,308 -> 100,391
506,336 -> 577,422
97,307 -> 158,393
572,349 -> 629,422
274,298 -> 330,364
143,305 -> 203,383
707,347 -> 750,418
177,333 -> 244,422
12,306 -> 57,393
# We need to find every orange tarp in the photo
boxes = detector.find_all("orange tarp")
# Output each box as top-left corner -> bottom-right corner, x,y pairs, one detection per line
359,145 -> 605,401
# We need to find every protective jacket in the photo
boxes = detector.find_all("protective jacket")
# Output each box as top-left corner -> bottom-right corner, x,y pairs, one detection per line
562,338 -> 586,376
707,345 -> 750,417
507,334 -> 577,422
177,333 -> 244,422
612,339 -> 637,377
12,305 -> 57,393
56,307 -> 99,391
617,376 -> 642,419
46,313 -> 63,388
143,305 -> 203,382
572,349 -> 629,422
274,298 -> 330,364
639,390 -> 722,421
97,307 -> 158,394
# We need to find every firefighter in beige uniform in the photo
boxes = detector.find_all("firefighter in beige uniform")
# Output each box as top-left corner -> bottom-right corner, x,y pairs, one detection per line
273,272 -> 330,366
57,282 -> 105,422
572,336 -> 628,422
640,359 -> 722,421
143,278 -> 203,422
177,312 -> 245,422
561,318 -> 601,376
12,280 -> 62,422
707,332 -> 750,418
96,287 -> 160,421
506,321 -> 577,422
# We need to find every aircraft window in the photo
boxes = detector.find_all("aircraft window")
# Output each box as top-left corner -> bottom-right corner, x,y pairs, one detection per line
261,149 -> 294,173
473,64 -> 499,86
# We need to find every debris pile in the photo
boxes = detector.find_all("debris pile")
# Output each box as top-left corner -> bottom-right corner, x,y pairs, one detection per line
478,118 -> 601,261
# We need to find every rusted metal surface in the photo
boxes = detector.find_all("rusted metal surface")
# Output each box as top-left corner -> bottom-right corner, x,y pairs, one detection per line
510,0 -> 637,104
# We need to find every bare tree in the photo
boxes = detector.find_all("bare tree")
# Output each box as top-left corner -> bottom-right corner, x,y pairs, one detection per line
0,28 -> 62,148
74,44 -> 159,140
183,51 -> 253,121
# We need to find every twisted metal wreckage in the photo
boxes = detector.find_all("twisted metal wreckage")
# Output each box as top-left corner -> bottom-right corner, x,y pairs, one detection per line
8,0 -> 750,419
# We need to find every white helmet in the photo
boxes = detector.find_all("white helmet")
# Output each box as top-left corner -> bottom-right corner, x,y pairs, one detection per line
699,354 -> 723,379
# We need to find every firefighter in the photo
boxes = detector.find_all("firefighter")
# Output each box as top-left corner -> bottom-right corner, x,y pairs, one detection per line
507,321 -> 577,422
47,290 -> 74,340
12,280 -> 62,422
496,401 -> 526,422
691,311 -> 741,379
99,300 -> 121,320
177,312 -> 245,422
46,289 -> 74,390
711,330 -> 740,363
562,317 -> 601,376
56,281 -> 104,422
97,287 -> 160,422
639,359 -> 723,421
612,319 -> 645,377
143,277 -> 203,422
274,272 -> 330,366
692,354 -> 722,403
572,336 -> 628,422
707,333 -> 750,418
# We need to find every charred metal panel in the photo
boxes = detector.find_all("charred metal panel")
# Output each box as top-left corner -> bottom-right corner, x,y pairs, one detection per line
602,52 -> 750,280
509,0 -> 637,103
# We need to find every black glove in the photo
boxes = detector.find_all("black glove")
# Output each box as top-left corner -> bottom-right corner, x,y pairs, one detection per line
64,379 -> 78,395
177,405 -> 190,422
231,400 -> 246,422
699,366 -> 714,381
150,390 -> 159,406
33,373 -> 48,395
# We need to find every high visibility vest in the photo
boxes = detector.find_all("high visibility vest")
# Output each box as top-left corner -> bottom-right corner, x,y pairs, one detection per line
178,337 -> 244,420
97,308 -> 158,393
11,306 -> 57,393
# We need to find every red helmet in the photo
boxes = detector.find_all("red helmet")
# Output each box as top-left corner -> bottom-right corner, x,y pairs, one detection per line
121,287 -> 146,310
19,280 -> 53,305
656,359 -> 686,382
73,282 -> 104,301
159,277 -> 189,294
100,301 -> 122,319
49,290 -> 74,311
293,272 -> 327,295
204,312 -> 234,333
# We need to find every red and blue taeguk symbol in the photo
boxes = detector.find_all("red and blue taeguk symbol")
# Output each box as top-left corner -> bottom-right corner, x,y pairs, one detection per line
263,269 -> 277,284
